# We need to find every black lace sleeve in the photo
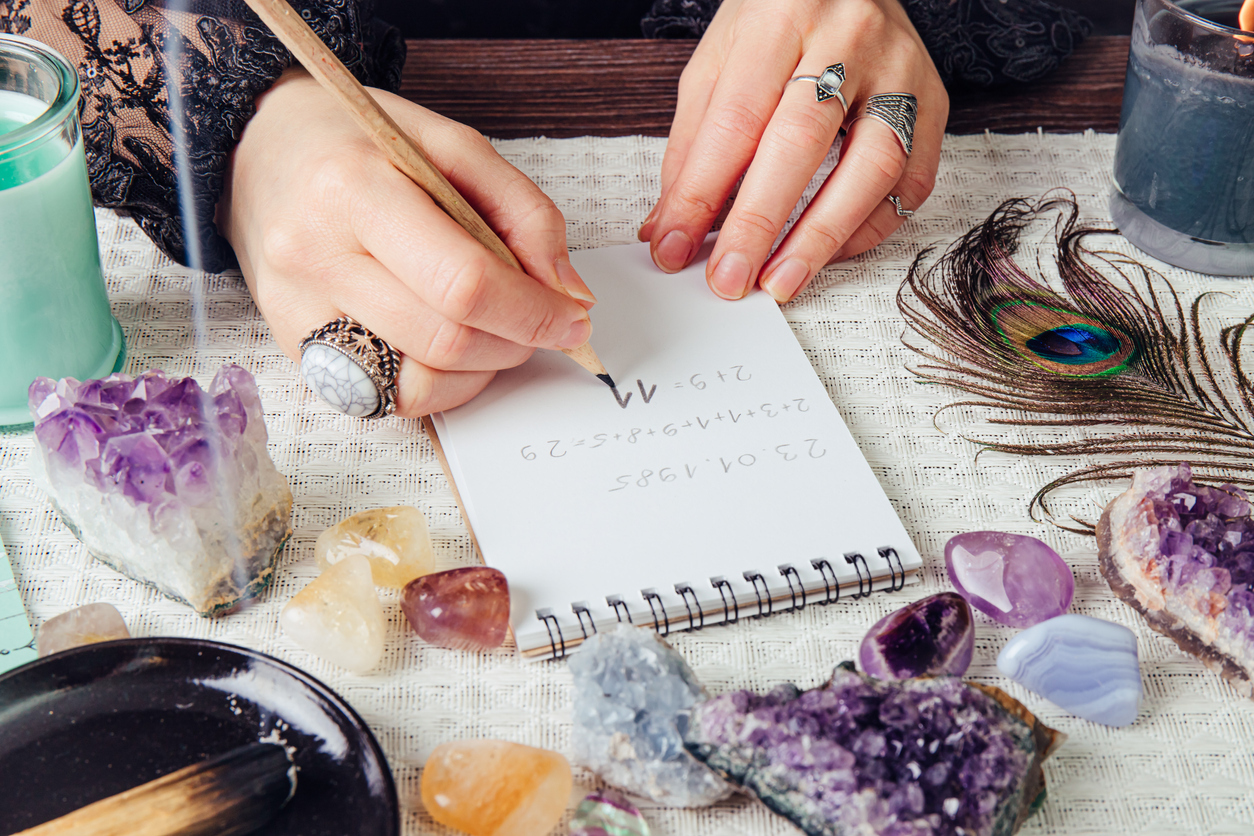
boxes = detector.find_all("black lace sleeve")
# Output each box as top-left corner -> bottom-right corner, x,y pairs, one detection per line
1,0 -> 405,272
641,0 -> 1091,88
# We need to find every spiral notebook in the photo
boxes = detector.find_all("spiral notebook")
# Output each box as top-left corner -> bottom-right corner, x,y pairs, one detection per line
430,239 -> 921,660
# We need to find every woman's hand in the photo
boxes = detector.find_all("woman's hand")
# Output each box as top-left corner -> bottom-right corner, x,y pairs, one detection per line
216,68 -> 596,417
639,0 -> 947,302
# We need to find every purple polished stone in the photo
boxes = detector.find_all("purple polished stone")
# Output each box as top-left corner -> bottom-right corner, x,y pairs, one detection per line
859,592 -> 974,680
945,531 -> 1074,628
27,366 -> 292,616
681,663 -> 1060,836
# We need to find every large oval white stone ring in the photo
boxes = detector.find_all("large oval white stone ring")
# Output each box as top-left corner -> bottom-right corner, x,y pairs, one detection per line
298,316 -> 401,419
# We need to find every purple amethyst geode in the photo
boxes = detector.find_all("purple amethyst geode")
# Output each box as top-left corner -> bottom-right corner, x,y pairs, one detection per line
28,367 -> 292,616
1098,463 -> 1254,697
680,663 -> 1062,836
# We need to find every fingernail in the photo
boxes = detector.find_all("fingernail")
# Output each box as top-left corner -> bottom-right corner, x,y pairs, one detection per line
654,229 -> 695,273
558,317 -> 592,349
639,204 -> 659,241
555,258 -> 597,307
709,252 -> 753,300
762,258 -> 810,304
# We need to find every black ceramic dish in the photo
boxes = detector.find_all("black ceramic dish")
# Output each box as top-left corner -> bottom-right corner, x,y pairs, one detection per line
0,637 -> 398,835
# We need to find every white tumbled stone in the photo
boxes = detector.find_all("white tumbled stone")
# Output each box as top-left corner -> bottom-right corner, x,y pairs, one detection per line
300,344 -> 379,418
280,555 -> 385,673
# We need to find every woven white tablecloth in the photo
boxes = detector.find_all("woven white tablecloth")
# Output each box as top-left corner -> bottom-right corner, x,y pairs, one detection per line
4,131 -> 1254,835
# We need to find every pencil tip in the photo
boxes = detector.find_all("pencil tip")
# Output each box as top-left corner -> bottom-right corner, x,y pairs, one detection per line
597,373 -> 615,389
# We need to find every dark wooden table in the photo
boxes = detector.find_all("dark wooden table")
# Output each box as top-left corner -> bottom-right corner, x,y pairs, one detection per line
400,36 -> 1130,137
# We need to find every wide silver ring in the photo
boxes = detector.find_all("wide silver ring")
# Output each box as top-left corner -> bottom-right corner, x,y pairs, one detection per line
788,63 -> 848,111
856,93 -> 917,155
888,195 -> 914,217
298,315 -> 400,419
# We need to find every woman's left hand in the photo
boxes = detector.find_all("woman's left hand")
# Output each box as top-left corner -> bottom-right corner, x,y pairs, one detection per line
639,0 -> 947,303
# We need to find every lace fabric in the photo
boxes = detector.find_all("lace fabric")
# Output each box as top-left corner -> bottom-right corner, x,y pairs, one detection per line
0,0 -> 403,272
1,0 -> 1089,271
642,0 -> 1092,86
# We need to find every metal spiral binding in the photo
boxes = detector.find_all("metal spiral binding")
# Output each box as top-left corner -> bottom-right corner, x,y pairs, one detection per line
711,576 -> 739,623
844,552 -> 872,598
675,584 -> 704,630
779,564 -> 807,610
537,608 -> 566,659
607,594 -> 633,623
743,571 -> 773,617
534,543 -> 906,658
811,558 -> 841,604
879,546 -> 906,591
573,603 -> 597,639
642,589 -> 670,635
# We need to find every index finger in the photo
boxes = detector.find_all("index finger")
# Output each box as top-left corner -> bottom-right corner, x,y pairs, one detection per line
647,18 -> 802,272
352,163 -> 593,352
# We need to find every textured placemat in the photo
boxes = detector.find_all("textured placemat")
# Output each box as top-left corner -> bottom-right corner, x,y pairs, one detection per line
2,131 -> 1253,835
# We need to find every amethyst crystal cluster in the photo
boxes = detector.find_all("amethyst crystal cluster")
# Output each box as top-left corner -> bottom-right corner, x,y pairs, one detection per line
681,663 -> 1061,836
1099,463 -> 1254,696
28,367 -> 292,616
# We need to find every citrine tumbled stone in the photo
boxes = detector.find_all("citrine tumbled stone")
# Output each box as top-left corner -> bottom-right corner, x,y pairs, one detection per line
315,505 -> 435,588
402,566 -> 510,651
421,740 -> 571,836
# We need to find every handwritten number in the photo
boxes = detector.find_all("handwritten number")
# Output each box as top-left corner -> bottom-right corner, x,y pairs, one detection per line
761,403 -> 777,418
685,464 -> 698,478
806,438 -> 827,458
610,475 -> 630,492
591,433 -> 607,448
696,416 -> 710,430
661,468 -> 676,482
628,428 -> 641,444
733,364 -> 751,381
637,380 -> 657,403
794,398 -> 809,412
776,443 -> 796,461
663,423 -> 677,436
612,386 -> 633,409
521,446 -> 536,460
690,374 -> 706,390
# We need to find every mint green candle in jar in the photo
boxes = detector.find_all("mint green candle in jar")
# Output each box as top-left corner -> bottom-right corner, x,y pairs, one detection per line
1,34 -> 124,429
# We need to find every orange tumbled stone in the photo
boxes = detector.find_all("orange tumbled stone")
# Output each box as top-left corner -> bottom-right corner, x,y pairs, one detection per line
421,740 -> 571,836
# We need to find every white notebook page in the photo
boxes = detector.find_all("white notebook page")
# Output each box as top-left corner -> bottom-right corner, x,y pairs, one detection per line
433,239 -> 919,659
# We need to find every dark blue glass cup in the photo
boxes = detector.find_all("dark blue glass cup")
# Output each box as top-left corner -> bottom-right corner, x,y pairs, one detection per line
1111,0 -> 1254,276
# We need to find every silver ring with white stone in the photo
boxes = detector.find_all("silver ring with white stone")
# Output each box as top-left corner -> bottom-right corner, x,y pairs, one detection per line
854,93 -> 918,156
788,63 -> 848,111
298,316 -> 400,419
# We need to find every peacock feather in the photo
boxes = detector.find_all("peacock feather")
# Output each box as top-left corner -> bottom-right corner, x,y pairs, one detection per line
897,193 -> 1254,532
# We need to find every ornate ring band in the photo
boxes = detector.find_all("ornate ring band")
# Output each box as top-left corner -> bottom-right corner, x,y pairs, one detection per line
888,195 -> 915,217
788,63 -> 848,110
299,315 -> 401,419
855,93 -> 918,156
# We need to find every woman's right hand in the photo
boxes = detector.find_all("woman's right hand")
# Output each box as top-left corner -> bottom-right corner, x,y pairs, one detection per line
216,68 -> 596,417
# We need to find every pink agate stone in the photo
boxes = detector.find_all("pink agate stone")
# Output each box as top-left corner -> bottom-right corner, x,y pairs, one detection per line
402,567 -> 509,651
945,531 -> 1074,628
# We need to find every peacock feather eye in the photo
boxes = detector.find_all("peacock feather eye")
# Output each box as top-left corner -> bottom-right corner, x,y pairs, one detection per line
991,301 -> 1136,377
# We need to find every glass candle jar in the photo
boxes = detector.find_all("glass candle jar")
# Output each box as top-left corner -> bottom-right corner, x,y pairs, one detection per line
0,34 -> 124,429
1111,0 -> 1254,276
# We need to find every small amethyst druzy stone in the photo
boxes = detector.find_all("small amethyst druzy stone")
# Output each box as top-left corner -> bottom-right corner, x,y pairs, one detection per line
27,367 -> 292,616
945,532 -> 1074,628
860,592 -> 974,680
1099,463 -> 1254,697
681,663 -> 1062,836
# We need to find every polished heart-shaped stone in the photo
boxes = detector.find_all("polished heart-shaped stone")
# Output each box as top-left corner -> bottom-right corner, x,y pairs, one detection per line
570,788 -> 651,836
401,566 -> 510,651
997,613 -> 1142,727
945,531 -> 1074,628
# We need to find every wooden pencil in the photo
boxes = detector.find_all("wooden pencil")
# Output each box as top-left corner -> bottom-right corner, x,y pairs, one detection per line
241,0 -> 613,387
